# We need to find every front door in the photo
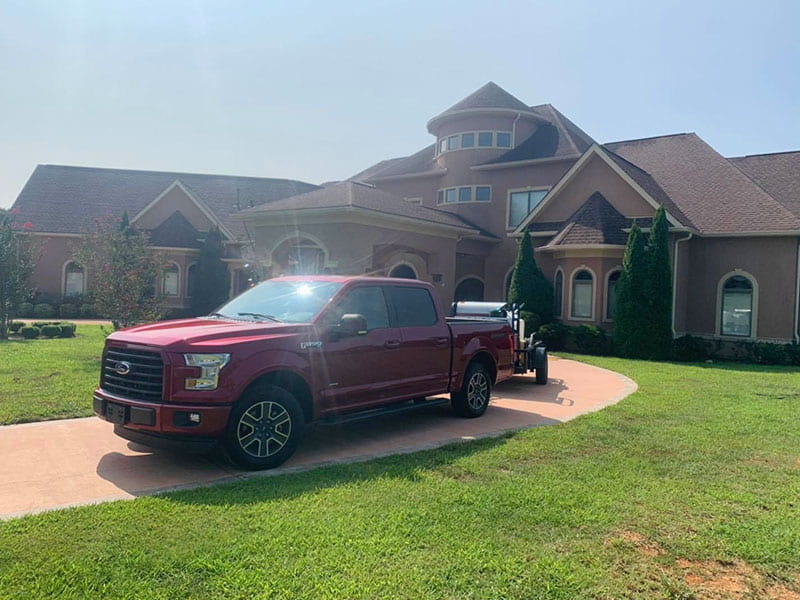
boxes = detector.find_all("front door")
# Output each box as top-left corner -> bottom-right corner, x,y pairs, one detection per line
314,285 -> 401,414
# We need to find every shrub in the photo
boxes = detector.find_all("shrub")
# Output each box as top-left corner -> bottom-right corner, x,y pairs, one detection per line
33,303 -> 55,319
572,324 -> 610,355
520,310 -> 541,338
16,302 -> 34,318
32,321 -> 61,328
79,304 -> 96,318
20,326 -> 40,339
59,303 -> 78,318
41,324 -> 62,338
672,335 -> 711,362
785,343 -> 800,366
59,323 -> 77,338
537,322 -> 571,351
9,321 -> 24,333
745,341 -> 788,365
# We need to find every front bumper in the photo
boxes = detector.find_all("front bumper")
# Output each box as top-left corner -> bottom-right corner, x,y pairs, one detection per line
93,390 -> 233,447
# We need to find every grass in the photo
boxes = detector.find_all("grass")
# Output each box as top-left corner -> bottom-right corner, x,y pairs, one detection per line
0,325 -> 106,425
1,356 -> 799,598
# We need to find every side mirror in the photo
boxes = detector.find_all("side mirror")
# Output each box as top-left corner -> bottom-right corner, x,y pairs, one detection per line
337,314 -> 368,337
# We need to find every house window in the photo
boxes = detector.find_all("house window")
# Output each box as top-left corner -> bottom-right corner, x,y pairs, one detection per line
288,241 -> 324,275
389,264 -> 417,279
721,275 -> 754,337
508,189 -> 549,228
439,139 -> 447,154
447,135 -> 459,151
496,132 -> 511,147
478,132 -> 493,147
476,186 -> 491,202
437,186 -> 492,205
64,262 -> 85,297
454,278 -> 485,302
458,187 -> 472,203
162,264 -> 180,296
445,188 -> 457,204
571,270 -> 594,319
187,264 -> 197,297
461,133 -> 474,148
606,271 -> 621,320
554,270 -> 563,317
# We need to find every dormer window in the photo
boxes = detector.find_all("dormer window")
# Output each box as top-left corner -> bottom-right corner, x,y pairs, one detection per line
437,186 -> 492,205
461,133 -> 474,147
436,131 -> 513,155
496,132 -> 511,147
447,135 -> 459,151
478,132 -> 493,147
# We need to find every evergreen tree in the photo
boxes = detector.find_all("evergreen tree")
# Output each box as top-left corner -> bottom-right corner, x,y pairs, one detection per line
613,221 -> 649,357
644,205 -> 673,359
191,227 -> 229,316
508,230 -> 553,332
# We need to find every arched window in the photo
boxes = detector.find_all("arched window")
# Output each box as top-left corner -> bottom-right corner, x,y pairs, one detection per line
553,269 -> 564,317
606,270 -> 622,320
64,262 -> 85,297
571,269 -> 594,319
454,278 -> 485,302
187,264 -> 197,297
287,239 -> 324,275
720,275 -> 754,337
162,264 -> 180,297
389,264 -> 417,279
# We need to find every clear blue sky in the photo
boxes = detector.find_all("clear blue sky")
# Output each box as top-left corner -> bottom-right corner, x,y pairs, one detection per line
2,0 -> 799,208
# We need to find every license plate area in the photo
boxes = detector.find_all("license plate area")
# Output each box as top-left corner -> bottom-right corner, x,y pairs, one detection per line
106,402 -> 128,425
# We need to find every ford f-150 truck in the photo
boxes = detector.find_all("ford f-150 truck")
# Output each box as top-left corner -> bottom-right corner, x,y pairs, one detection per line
94,276 -> 546,469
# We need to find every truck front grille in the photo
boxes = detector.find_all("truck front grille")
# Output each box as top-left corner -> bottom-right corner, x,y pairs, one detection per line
101,347 -> 164,402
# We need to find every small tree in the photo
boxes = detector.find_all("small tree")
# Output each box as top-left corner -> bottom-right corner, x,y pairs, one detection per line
613,221 -> 649,357
508,230 -> 553,331
78,213 -> 165,329
191,227 -> 229,316
644,206 -> 672,359
0,209 -> 35,339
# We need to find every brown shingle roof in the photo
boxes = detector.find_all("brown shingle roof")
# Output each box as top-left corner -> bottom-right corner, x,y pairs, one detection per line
547,192 -> 644,246
729,151 -> 800,219
148,210 -> 203,248
242,181 -> 484,233
11,165 -> 319,238
351,144 -> 442,182
605,134 -> 800,233
435,82 -> 531,116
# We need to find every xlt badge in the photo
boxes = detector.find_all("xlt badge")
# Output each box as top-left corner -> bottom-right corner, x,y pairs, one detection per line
300,341 -> 323,349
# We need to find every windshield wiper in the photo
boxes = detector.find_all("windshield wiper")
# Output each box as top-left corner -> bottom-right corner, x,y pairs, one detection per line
237,312 -> 283,322
207,312 -> 232,319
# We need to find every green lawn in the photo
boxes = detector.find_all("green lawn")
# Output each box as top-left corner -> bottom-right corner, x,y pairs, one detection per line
0,325 -> 106,424
1,356 -> 799,599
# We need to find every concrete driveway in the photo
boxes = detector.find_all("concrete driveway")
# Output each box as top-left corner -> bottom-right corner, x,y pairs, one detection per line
0,357 -> 636,519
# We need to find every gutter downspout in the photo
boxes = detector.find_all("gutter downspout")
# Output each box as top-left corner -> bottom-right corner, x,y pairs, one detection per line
794,240 -> 800,343
511,112 -> 522,147
672,232 -> 693,338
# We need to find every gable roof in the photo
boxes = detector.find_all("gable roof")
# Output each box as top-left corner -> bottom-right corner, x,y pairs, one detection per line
11,164 -> 319,238
349,144 -> 443,182
729,151 -> 800,219
545,192 -> 650,247
606,134 -> 800,234
148,210 -> 203,248
241,180 -> 489,236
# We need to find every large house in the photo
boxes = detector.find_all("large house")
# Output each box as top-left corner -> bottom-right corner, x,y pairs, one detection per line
11,82 -> 800,343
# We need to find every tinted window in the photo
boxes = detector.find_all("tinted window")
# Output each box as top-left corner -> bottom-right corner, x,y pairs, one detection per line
478,131 -> 493,146
458,187 -> 472,202
475,186 -> 491,202
447,135 -> 459,150
330,286 -> 389,330
388,286 -> 438,327
496,132 -> 511,147
218,280 -> 342,323
445,188 -> 457,203
461,133 -> 474,147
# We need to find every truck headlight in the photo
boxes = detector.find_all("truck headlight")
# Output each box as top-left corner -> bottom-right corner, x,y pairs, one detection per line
183,353 -> 231,390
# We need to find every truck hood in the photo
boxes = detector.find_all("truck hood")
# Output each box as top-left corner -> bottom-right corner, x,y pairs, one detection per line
107,317 -> 310,350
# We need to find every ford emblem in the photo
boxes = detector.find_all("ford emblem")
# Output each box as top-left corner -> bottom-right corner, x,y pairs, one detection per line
114,361 -> 132,376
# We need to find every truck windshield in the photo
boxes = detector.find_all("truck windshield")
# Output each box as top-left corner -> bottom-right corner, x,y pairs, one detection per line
214,281 -> 343,323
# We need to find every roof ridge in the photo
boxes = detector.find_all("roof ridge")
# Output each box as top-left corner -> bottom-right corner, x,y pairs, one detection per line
36,163 -> 317,186
542,105 -> 580,155
729,149 -> 800,159
605,132 -> 694,146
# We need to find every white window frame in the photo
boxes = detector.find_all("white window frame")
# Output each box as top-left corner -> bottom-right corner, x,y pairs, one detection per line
716,269 -> 758,340
553,266 -> 565,318
436,185 -> 492,206
506,186 -> 551,230
186,262 -> 197,297
603,267 -> 622,322
435,130 -> 513,156
62,260 -> 86,297
569,266 -> 596,321
161,262 -> 181,297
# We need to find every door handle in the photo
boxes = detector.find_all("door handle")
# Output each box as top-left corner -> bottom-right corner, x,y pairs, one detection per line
384,339 -> 401,349
431,336 -> 450,347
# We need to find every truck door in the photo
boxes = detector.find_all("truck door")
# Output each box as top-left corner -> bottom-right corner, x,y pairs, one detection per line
315,285 -> 401,413
385,284 -> 452,399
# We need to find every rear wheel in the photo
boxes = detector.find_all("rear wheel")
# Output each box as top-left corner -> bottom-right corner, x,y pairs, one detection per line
535,347 -> 548,385
225,384 -> 304,470
451,362 -> 492,418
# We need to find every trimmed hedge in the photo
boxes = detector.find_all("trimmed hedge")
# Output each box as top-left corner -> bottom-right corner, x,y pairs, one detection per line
41,325 -> 62,338
16,302 -> 34,318
572,325 -> 610,355
59,323 -> 77,338
33,303 -> 55,319
537,322 -> 571,351
59,303 -> 78,318
9,321 -> 24,333
20,326 -> 40,339
672,335 -> 711,362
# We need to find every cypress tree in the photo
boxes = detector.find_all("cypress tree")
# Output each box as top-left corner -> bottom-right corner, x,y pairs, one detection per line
191,227 -> 229,316
508,230 -> 553,331
644,205 -> 673,359
613,221 -> 649,357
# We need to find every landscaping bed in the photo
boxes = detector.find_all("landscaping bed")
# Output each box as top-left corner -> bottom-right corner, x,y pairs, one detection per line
0,356 -> 798,598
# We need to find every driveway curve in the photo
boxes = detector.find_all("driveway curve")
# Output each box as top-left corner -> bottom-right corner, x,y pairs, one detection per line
0,357 -> 636,519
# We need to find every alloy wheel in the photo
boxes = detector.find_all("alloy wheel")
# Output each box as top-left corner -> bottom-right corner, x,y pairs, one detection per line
466,371 -> 489,411
236,401 -> 292,458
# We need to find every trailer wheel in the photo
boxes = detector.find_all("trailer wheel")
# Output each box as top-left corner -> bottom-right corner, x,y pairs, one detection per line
534,347 -> 548,385
224,384 -> 304,470
451,362 -> 492,418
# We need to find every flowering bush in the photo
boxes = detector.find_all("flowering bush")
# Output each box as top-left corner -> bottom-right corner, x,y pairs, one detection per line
0,209 -> 36,339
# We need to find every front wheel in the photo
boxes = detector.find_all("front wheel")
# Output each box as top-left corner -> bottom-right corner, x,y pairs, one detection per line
451,362 -> 492,418
224,384 -> 304,470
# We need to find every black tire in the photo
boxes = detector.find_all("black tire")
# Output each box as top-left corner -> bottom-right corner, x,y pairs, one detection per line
451,362 -> 492,418
224,384 -> 304,470
535,347 -> 548,385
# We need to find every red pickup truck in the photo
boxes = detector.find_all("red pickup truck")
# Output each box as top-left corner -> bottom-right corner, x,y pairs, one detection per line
94,276 -> 546,469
